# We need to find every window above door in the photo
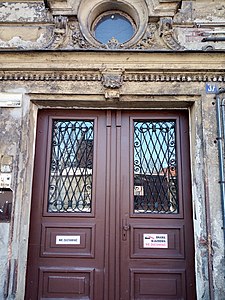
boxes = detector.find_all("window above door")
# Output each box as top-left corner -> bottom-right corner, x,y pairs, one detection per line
92,11 -> 136,46
77,0 -> 148,49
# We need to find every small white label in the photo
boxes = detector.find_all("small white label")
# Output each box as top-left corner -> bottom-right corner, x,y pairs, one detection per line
0,93 -> 22,107
56,235 -> 81,245
134,186 -> 144,196
143,233 -> 168,248
0,173 -> 12,188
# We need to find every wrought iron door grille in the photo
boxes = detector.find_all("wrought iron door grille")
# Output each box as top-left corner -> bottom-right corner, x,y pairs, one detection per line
48,120 -> 94,213
133,120 -> 178,213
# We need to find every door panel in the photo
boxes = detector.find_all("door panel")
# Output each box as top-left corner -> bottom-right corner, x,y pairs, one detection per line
40,223 -> 95,257
131,269 -> 185,299
120,111 -> 196,300
130,224 -> 185,259
39,268 -> 94,299
26,110 -> 107,300
26,109 -> 196,300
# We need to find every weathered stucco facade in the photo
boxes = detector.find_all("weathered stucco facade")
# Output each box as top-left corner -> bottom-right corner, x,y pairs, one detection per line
0,0 -> 225,299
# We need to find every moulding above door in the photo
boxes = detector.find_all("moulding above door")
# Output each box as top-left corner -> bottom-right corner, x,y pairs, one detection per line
0,51 -> 224,73
0,71 -> 224,84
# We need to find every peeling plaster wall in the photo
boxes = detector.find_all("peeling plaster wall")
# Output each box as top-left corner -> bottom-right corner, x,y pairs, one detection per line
0,1 -> 52,49
0,102 -> 24,299
0,2 -> 49,22
201,94 -> 225,300
190,99 -> 210,299
0,87 -> 37,299
0,223 -> 10,299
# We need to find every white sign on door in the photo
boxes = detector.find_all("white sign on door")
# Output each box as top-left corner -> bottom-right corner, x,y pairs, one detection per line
56,235 -> 81,245
143,233 -> 168,248
134,185 -> 144,196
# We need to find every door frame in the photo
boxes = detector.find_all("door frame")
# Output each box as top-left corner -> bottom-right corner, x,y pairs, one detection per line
25,108 -> 197,299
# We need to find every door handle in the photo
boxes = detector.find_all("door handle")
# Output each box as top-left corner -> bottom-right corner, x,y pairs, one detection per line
122,219 -> 130,241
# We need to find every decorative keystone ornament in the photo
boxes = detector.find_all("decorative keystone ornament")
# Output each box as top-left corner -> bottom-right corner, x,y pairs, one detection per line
101,68 -> 124,89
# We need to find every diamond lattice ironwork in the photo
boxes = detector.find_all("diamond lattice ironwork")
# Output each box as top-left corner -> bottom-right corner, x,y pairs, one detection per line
133,120 -> 178,214
48,120 -> 94,213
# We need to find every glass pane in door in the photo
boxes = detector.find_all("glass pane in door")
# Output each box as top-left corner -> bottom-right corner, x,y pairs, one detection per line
133,120 -> 178,214
48,120 -> 94,213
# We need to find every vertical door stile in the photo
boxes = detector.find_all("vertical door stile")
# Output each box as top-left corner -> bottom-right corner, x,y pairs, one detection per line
120,111 -> 130,300
115,110 -> 122,299
180,112 -> 196,298
104,110 -> 112,300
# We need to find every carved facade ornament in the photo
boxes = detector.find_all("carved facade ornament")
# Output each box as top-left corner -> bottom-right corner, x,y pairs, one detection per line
102,74 -> 123,88
132,19 -> 184,51
106,37 -> 121,50
101,69 -> 124,89
43,0 -> 184,51
159,17 -> 185,51
105,90 -> 120,100
100,68 -> 124,100
45,16 -> 184,51
47,16 -> 68,49
70,21 -> 92,49
134,23 -> 168,50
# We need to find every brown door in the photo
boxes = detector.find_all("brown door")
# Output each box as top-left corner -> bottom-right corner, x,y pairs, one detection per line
119,111 -> 196,300
26,109 -> 196,300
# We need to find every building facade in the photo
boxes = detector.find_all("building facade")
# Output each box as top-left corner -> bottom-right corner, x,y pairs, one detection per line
0,0 -> 225,299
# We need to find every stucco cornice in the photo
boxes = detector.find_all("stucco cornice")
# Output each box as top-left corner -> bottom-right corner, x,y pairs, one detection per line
0,71 -> 224,83
0,52 -> 224,75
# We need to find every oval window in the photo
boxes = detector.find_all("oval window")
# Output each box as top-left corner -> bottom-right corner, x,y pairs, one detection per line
93,12 -> 135,44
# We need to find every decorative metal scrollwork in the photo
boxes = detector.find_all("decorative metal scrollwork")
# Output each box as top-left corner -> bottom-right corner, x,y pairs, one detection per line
133,120 -> 178,214
48,120 -> 94,213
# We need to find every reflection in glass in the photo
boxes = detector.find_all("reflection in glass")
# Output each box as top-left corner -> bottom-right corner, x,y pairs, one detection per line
94,13 -> 135,44
48,120 -> 94,213
133,121 -> 178,214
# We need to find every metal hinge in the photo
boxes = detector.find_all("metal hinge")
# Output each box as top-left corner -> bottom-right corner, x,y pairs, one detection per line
199,234 -> 213,257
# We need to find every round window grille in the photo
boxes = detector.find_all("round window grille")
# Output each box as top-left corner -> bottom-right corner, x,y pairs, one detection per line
93,12 -> 135,45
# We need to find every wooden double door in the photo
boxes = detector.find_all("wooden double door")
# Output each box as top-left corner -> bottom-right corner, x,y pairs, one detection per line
26,109 -> 196,300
